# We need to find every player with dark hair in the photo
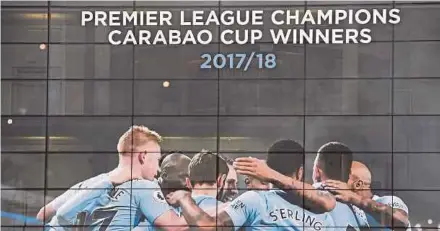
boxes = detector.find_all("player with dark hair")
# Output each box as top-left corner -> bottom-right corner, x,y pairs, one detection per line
313,142 -> 353,183
132,152 -> 192,231
183,150 -> 229,211
158,152 -> 192,196
312,142 -> 370,230
167,139 -> 336,230
218,155 -> 239,202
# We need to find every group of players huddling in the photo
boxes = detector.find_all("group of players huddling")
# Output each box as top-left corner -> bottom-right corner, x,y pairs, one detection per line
36,125 -> 411,231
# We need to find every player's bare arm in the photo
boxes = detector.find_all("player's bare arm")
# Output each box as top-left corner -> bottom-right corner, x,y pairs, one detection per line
234,157 -> 336,213
325,180 -> 409,229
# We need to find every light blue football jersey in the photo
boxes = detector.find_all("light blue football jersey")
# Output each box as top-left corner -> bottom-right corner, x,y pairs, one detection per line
193,194 -> 223,210
314,183 -> 369,231
47,174 -> 110,230
174,194 -> 223,217
365,195 -> 411,231
53,179 -> 172,231
224,190 -> 335,231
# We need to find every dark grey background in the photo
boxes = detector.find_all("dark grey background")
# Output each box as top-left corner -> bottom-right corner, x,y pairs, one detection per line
2,1 -> 440,229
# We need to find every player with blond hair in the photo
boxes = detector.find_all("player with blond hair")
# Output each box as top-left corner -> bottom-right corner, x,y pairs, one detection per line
39,125 -> 192,231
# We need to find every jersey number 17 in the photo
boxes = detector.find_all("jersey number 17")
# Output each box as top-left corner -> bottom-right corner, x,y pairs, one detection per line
74,209 -> 117,231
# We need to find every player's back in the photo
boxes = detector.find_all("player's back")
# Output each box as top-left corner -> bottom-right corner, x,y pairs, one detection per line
312,182 -> 368,231
225,190 -> 334,231
47,173 -> 108,229
263,190 -> 334,231
328,201 -> 369,231
81,179 -> 171,231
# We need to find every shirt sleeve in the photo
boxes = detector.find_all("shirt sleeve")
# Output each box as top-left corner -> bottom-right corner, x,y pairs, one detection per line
136,183 -> 173,224
49,182 -> 83,210
198,198 -> 223,212
55,176 -> 113,222
223,191 -> 261,231
374,196 -> 409,215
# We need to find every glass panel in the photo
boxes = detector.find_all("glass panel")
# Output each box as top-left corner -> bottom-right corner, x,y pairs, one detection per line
220,80 -> 304,115
394,42 -> 440,78
1,8 -> 48,43
306,43 -> 392,78
306,79 -> 391,115
135,45 -> 218,79
1,44 -> 47,80
394,116 -> 440,152
395,4 -> 440,41
394,79 -> 440,115
49,45 -> 133,79
219,116 -> 304,152
1,117 -> 46,152
394,153 -> 440,190
134,80 -> 217,115
1,153 -> 45,189
47,153 -> 117,188
48,80 -> 132,115
2,80 -> 47,115
50,8 -> 133,43
47,117 -> 132,152
305,116 -> 391,152
134,116 -> 218,153
1,190 -> 45,228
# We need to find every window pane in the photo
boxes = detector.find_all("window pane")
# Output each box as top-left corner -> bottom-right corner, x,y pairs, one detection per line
395,79 -> 440,115
1,153 -> 45,189
1,190 -> 45,227
1,44 -> 47,79
395,4 -> 440,41
50,8 -> 133,43
47,117 -> 132,152
219,116 -> 304,152
306,79 -> 391,115
394,42 -> 440,78
49,45 -> 133,79
220,80 -> 304,115
394,153 -> 440,190
47,153 -> 117,188
134,117 -> 218,153
305,116 -> 391,152
306,43 -> 392,78
2,80 -> 47,115
393,191 -> 438,229
1,117 -> 46,152
394,116 -> 440,152
1,8 -> 48,43
134,80 -> 217,115
135,45 -> 218,79
48,80 -> 132,115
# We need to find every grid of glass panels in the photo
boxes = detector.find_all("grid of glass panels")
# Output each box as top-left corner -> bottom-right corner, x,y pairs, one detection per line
2,1 -> 440,230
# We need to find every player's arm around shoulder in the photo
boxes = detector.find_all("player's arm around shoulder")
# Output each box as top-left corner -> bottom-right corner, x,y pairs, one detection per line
37,180 -> 85,221
134,180 -> 188,231
165,190 -> 233,231
374,195 -> 410,228
220,190 -> 263,231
